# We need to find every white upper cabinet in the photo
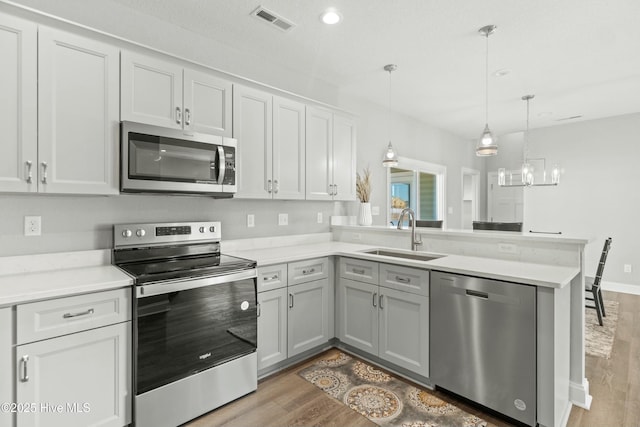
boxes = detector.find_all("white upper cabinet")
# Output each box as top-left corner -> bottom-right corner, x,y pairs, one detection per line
233,85 -> 305,200
121,51 -> 232,136
306,106 -> 356,201
0,13 -> 37,193
38,27 -> 120,195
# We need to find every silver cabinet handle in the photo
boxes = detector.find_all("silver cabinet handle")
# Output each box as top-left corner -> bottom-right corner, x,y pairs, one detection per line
184,108 -> 191,126
273,179 -> 279,194
41,162 -> 48,184
20,355 -> 29,382
267,179 -> 273,193
372,292 -> 377,307
289,293 -> 294,309
302,268 -> 315,275
379,294 -> 384,309
257,303 -> 261,317
333,184 -> 338,196
63,308 -> 94,319
395,276 -> 410,284
353,268 -> 365,275
217,146 -> 226,184
26,161 -> 33,183
328,184 -> 333,196
263,274 -> 279,281
176,106 -> 182,124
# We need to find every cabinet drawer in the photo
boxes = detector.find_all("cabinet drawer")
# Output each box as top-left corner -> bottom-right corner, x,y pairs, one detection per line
380,264 -> 429,296
17,288 -> 131,344
288,258 -> 329,285
339,257 -> 378,285
257,264 -> 288,292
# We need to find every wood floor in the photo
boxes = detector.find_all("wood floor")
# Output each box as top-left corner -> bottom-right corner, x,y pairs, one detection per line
185,290 -> 640,427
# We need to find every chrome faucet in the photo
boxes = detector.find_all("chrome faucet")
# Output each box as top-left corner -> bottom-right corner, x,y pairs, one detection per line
397,208 -> 423,251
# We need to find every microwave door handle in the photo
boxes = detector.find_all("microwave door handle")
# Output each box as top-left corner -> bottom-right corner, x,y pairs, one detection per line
217,146 -> 226,185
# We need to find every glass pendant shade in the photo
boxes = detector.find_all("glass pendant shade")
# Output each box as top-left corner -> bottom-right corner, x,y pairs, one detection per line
475,124 -> 498,156
382,141 -> 398,167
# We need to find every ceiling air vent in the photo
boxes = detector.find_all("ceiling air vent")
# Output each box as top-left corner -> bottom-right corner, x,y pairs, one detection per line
251,6 -> 296,32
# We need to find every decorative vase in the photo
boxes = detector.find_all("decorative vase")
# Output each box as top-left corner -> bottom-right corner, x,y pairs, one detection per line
358,202 -> 373,226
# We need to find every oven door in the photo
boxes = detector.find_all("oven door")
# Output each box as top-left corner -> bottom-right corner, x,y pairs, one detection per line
121,121 -> 236,195
134,270 -> 257,395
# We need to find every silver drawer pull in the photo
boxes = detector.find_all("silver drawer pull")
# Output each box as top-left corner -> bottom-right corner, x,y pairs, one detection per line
63,308 -> 95,319
353,268 -> 365,275
26,161 -> 33,183
263,274 -> 279,281
395,276 -> 411,283
20,355 -> 29,382
302,268 -> 316,275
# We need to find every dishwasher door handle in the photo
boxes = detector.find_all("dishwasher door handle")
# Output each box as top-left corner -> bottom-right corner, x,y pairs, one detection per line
465,289 -> 489,299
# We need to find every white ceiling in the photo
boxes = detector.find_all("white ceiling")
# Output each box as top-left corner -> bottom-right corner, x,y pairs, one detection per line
110,0 -> 640,139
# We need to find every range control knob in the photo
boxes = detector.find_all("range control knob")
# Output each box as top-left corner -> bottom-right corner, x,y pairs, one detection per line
209,226 -> 215,232
136,229 -> 146,237
122,229 -> 132,238
199,226 -> 205,233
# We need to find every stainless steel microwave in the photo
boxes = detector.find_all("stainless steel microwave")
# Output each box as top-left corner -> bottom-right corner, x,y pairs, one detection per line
120,121 -> 236,197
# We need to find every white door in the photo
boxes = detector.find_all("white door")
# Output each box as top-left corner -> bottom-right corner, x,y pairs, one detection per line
305,106 -> 333,200
233,85 -> 273,199
257,288 -> 288,371
487,172 -> 524,222
0,13 -> 37,192
337,279 -> 378,354
121,51 -> 183,129
183,69 -> 232,136
378,287 -> 429,376
273,96 -> 306,200
287,279 -> 329,357
332,113 -> 357,201
38,27 -> 119,195
16,323 -> 131,427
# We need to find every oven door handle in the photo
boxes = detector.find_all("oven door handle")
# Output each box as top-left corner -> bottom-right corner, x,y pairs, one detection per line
136,268 -> 257,298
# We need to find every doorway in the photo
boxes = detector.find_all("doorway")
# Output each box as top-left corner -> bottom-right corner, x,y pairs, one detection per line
461,168 -> 480,229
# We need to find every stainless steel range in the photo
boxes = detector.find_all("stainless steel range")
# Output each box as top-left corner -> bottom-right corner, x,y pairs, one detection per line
113,221 -> 257,427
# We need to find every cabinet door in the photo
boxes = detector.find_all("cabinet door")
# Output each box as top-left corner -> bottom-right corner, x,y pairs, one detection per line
332,113 -> 357,201
288,279 -> 329,357
233,85 -> 273,199
0,308 -> 12,427
38,27 -> 119,194
16,322 -> 131,427
0,13 -> 37,193
183,68 -> 232,136
305,106 -> 333,200
378,287 -> 429,376
273,96 -> 305,200
121,51 -> 183,129
337,278 -> 378,354
257,288 -> 288,371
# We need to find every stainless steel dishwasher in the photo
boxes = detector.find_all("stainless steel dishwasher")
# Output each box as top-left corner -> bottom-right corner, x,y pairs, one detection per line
430,271 -> 536,426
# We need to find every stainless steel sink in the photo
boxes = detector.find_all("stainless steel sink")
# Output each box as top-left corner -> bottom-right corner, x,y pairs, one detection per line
361,249 -> 444,262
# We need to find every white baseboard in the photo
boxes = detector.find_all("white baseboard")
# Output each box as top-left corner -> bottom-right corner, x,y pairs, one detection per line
601,280 -> 640,295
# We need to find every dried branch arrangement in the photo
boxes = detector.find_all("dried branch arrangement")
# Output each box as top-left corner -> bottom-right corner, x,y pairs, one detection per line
356,167 -> 371,203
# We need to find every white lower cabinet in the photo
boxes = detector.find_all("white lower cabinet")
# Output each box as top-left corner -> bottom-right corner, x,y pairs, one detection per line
0,307 -> 13,427
257,258 -> 332,373
13,289 -> 132,427
257,287 -> 288,370
338,258 -> 429,377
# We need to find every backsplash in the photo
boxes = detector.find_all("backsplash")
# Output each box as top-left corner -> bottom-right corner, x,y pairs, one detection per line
0,194 -> 347,257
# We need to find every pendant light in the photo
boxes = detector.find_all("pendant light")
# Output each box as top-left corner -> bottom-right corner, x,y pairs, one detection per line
382,64 -> 399,167
498,94 -> 561,187
476,25 -> 498,156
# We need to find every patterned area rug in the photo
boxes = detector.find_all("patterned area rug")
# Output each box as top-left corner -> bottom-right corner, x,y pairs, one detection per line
585,300 -> 619,359
298,352 -> 486,427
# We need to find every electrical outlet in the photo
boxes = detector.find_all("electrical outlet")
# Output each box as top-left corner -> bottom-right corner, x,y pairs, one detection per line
247,214 -> 255,228
278,213 -> 288,226
352,233 -> 361,241
317,212 -> 323,223
447,206 -> 454,214
498,243 -> 518,254
24,216 -> 41,236
624,264 -> 632,273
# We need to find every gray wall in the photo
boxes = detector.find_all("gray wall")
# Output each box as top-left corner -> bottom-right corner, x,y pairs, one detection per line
488,113 -> 640,288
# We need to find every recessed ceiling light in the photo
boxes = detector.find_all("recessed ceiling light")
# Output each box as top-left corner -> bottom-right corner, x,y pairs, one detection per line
321,8 -> 342,25
493,68 -> 511,77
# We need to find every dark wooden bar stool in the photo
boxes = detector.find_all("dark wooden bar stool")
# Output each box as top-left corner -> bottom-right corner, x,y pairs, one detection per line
585,237 -> 612,326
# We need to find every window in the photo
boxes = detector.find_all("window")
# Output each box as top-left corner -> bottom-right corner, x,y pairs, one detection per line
387,158 -> 446,227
